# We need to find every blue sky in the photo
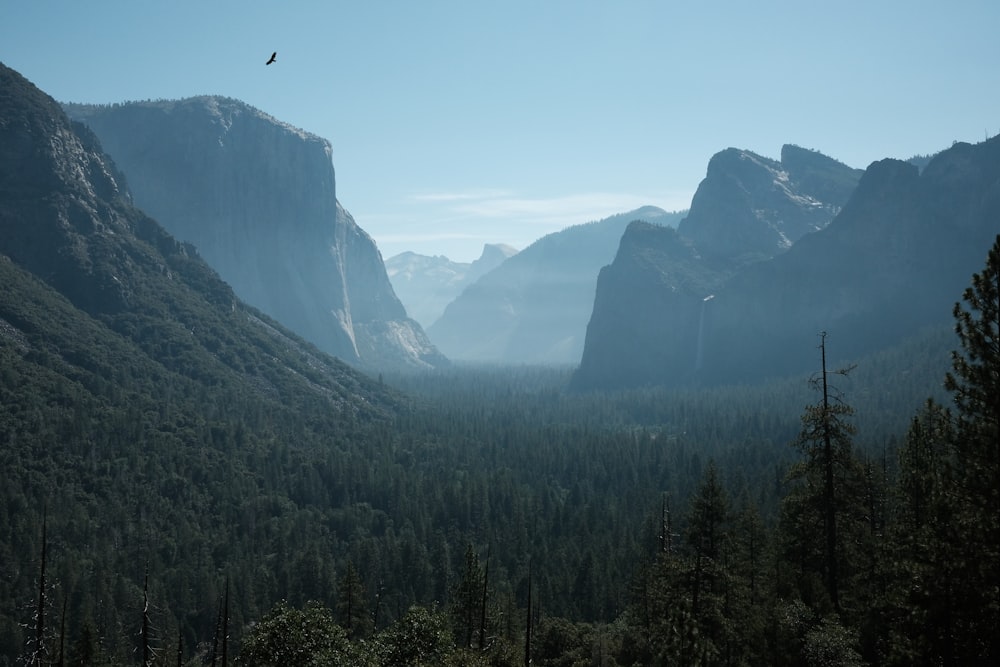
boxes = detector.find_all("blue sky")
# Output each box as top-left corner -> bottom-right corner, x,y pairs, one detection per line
3,1 -> 998,262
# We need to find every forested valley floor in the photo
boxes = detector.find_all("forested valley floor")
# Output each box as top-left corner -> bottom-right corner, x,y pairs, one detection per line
3,237 -> 998,665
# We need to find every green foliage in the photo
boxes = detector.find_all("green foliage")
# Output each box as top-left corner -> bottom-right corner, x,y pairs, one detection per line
335,561 -> 371,639
238,600 -> 352,667
801,618 -> 865,667
372,605 -> 453,667
449,544 -> 485,649
881,233 -> 1000,663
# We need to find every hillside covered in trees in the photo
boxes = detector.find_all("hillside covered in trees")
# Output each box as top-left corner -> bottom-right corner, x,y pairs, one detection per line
4,233 -> 997,665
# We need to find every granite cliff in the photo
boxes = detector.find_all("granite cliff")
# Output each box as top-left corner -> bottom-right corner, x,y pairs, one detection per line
572,222 -> 719,388
65,97 -> 446,371
574,140 -> 1000,390
0,63 -> 393,410
428,206 -> 684,364
677,144 -> 862,267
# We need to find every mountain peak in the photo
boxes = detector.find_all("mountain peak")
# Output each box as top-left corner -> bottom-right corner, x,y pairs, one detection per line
477,243 -> 519,263
677,145 -> 861,266
705,147 -> 782,181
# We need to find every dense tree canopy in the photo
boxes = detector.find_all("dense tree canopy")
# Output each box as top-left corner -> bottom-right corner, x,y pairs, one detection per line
2,232 -> 998,664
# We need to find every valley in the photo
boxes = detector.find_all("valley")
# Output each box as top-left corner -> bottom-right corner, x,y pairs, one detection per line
1,58 -> 998,665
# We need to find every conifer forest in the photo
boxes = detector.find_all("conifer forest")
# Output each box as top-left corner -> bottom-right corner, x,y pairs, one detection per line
2,223 -> 999,665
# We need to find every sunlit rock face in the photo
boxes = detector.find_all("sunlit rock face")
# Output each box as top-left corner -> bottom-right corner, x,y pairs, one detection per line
66,97 -> 446,370
677,145 -> 862,268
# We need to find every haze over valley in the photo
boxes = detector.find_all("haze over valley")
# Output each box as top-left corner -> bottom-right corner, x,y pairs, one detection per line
2,2 -> 999,664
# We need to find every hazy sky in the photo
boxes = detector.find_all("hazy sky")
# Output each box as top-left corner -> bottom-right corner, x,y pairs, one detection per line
3,1 -> 998,262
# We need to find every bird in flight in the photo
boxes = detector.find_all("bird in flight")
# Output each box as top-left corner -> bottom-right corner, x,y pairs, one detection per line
266,52 -> 277,65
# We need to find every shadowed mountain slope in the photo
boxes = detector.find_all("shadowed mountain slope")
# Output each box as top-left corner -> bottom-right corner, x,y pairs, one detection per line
574,140 -> 1000,390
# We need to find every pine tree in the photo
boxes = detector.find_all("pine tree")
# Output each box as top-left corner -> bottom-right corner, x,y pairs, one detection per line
781,333 -> 865,617
885,235 -> 1000,664
940,233 -> 1000,660
686,462 -> 729,638
687,462 -> 733,663
335,561 -> 371,639
450,544 -> 484,648
885,401 -> 959,664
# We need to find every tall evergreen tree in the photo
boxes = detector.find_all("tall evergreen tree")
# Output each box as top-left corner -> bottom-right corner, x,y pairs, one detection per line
884,401 -> 959,665
940,233 -> 1000,660
686,461 -> 730,645
781,333 -> 865,617
336,561 -> 371,639
450,544 -> 484,649
884,235 -> 1000,665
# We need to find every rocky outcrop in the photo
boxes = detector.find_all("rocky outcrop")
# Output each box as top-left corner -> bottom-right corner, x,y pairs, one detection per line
428,207 -> 684,364
65,97 -> 446,371
0,72 -> 138,316
677,145 -> 862,267
573,139 -> 1000,390
385,243 -> 517,328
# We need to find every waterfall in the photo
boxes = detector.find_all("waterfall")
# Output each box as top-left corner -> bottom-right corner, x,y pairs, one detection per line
695,295 -> 714,372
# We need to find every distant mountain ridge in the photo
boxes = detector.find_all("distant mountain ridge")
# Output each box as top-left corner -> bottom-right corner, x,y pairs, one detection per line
385,243 -> 518,328
64,97 -> 446,371
428,206 -> 684,364
574,140 -> 1000,390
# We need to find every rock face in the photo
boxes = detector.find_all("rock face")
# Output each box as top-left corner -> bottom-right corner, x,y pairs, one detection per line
65,97 -> 446,371
428,206 -> 684,364
677,145 -> 862,267
573,140 -> 1000,390
572,222 -> 720,388
385,243 -> 518,328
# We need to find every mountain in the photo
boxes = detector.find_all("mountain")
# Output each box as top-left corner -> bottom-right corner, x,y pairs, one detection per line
574,140 -> 1000,390
676,144 -> 862,267
0,64 -> 397,435
428,206 -> 684,364
571,221 -> 724,389
385,243 -> 518,328
63,97 -> 446,372
0,62 -> 411,654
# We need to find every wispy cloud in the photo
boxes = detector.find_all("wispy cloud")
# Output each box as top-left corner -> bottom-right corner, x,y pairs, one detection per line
410,189 -> 514,203
407,189 -> 690,226
359,187 -> 693,262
